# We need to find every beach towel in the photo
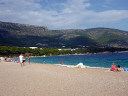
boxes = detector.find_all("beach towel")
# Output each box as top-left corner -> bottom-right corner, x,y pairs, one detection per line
123,68 -> 128,72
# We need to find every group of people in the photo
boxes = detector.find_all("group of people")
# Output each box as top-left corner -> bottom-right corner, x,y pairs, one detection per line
59,61 -> 64,65
4,57 -> 12,62
18,54 -> 125,71
111,62 -> 124,72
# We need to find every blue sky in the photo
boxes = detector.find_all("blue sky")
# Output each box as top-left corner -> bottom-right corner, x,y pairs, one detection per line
0,0 -> 128,31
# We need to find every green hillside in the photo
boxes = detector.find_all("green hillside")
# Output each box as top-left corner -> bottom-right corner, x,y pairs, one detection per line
0,21 -> 128,48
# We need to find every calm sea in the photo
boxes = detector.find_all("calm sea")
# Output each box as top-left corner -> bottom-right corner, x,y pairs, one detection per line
14,52 -> 128,68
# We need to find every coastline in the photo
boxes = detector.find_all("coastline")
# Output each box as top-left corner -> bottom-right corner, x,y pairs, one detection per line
0,61 -> 128,96
12,53 -> 128,70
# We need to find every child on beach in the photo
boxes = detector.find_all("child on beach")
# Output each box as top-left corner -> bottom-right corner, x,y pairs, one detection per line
22,56 -> 26,65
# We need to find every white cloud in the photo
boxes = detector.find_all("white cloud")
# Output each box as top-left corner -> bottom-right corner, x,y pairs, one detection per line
0,0 -> 128,29
86,10 -> 128,24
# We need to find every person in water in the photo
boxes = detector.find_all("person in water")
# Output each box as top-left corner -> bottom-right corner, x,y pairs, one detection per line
43,60 -> 45,64
111,62 -> 116,71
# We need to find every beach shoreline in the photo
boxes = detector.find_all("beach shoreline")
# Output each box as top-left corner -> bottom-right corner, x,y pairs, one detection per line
0,61 -> 128,96
9,51 -> 128,70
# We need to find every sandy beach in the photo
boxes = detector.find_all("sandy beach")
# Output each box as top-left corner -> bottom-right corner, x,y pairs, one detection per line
0,61 -> 128,96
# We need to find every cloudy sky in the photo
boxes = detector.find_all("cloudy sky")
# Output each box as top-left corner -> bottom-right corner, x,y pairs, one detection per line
0,0 -> 128,31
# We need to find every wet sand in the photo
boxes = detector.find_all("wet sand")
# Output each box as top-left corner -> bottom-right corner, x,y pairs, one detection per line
0,61 -> 128,96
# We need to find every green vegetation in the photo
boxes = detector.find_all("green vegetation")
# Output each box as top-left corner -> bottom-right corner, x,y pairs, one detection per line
1,21 -> 128,48
0,46 -> 128,57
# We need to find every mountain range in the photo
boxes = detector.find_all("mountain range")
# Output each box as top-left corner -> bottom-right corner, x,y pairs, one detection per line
0,21 -> 128,48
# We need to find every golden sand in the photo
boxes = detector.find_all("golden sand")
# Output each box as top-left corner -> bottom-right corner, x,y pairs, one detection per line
0,61 -> 128,96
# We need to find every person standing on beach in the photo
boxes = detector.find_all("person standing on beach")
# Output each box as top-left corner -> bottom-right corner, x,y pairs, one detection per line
19,54 -> 23,67
22,56 -> 26,65
28,56 -> 30,64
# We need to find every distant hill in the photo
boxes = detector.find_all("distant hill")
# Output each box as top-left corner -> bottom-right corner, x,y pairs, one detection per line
0,21 -> 128,48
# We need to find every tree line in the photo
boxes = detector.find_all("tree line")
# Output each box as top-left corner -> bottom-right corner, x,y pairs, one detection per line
0,46 -> 128,57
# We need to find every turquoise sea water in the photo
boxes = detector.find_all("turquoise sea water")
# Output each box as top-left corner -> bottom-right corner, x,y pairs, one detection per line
14,52 -> 128,68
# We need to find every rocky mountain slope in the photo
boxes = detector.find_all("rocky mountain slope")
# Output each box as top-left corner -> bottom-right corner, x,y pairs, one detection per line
0,21 -> 128,48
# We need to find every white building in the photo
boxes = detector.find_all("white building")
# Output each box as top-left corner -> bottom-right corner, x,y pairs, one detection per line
29,47 -> 38,49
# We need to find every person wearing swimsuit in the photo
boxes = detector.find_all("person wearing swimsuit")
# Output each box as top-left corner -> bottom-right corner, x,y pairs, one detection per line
111,62 -> 116,71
